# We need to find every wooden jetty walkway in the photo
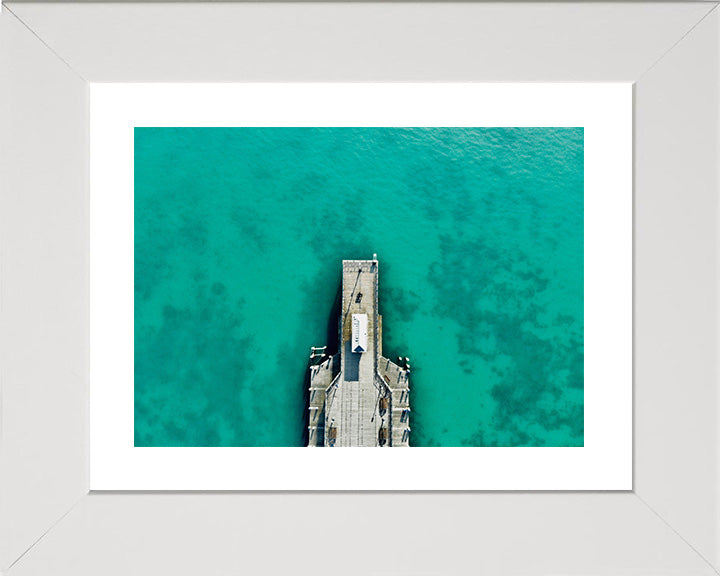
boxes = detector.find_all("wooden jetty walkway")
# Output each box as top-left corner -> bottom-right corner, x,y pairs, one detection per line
307,256 -> 411,447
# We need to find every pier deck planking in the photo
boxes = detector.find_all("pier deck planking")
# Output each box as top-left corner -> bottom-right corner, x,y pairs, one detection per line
307,258 -> 410,447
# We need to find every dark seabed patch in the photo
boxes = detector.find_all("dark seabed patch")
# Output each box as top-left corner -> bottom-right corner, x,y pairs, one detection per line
134,285 -> 254,446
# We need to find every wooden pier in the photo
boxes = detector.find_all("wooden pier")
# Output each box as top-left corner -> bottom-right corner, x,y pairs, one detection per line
307,257 -> 411,447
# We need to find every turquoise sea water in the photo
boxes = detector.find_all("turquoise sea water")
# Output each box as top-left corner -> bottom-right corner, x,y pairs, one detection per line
134,127 -> 583,447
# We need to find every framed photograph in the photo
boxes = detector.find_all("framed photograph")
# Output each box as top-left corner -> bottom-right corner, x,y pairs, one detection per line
2,2 -> 718,574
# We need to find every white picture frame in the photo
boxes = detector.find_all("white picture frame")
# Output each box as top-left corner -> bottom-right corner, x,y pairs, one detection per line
1,2 -> 719,574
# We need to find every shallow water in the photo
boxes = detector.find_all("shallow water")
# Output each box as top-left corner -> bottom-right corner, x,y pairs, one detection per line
134,127 -> 584,447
